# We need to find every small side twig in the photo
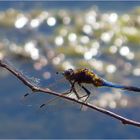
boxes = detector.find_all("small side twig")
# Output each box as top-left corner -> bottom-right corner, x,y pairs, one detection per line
0,59 -> 140,128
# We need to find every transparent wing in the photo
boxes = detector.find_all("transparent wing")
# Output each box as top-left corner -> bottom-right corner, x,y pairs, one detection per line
22,76 -> 73,109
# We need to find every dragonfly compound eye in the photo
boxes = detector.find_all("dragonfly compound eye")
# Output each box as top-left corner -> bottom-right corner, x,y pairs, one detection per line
64,69 -> 74,77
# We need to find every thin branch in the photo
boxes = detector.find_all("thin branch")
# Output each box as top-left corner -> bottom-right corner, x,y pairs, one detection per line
0,59 -> 140,128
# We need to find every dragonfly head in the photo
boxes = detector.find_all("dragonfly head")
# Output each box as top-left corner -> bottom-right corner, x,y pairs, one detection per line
62,68 -> 74,80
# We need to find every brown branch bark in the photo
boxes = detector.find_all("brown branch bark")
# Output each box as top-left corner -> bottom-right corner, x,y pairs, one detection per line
0,59 -> 140,128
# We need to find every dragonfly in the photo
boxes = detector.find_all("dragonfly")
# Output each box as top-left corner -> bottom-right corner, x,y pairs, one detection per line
40,68 -> 140,108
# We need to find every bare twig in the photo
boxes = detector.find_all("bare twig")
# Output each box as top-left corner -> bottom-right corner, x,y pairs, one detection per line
0,59 -> 140,128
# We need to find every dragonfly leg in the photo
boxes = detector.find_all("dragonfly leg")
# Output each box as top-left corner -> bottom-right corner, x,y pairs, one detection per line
78,83 -> 91,100
77,83 -> 91,110
69,81 -> 81,99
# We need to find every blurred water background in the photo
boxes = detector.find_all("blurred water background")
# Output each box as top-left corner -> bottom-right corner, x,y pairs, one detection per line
0,1 -> 140,138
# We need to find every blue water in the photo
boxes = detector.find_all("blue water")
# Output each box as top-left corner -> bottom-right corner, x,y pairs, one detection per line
0,1 -> 140,139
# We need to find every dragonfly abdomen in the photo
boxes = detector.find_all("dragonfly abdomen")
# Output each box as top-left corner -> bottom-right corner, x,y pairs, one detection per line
102,79 -> 140,92
102,79 -> 125,88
